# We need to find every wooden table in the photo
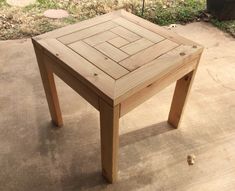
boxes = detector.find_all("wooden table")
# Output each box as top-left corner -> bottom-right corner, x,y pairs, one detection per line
32,10 -> 203,183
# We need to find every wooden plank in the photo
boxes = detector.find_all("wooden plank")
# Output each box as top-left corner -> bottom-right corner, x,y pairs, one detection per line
58,21 -> 118,45
108,36 -> 129,48
84,31 -> 117,46
110,26 -> 140,42
120,59 -> 198,117
35,39 -> 116,105
95,42 -> 129,62
33,45 -> 63,127
168,71 -> 195,128
44,55 -> 100,111
115,45 -> 203,104
120,38 -> 154,55
119,39 -> 179,71
113,17 -> 165,43
34,10 -> 122,40
168,55 -> 202,128
69,41 -> 129,79
99,99 -> 120,183
119,10 -> 201,46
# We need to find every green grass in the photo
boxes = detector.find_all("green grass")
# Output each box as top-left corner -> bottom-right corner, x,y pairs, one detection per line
211,19 -> 235,38
134,0 -> 206,25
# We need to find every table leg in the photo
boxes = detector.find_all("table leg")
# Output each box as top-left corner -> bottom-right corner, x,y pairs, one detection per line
168,70 -> 196,128
99,99 -> 119,183
34,47 -> 63,127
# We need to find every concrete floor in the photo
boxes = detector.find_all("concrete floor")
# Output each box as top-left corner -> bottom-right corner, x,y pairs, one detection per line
0,22 -> 235,191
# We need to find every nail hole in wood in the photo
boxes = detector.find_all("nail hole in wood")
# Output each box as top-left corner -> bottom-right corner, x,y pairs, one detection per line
193,45 -> 197,49
180,52 -> 186,56
94,73 -> 98,76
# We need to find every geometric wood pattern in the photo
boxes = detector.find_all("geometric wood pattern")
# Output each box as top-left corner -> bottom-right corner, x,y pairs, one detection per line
33,10 -> 203,107
32,9 -> 204,183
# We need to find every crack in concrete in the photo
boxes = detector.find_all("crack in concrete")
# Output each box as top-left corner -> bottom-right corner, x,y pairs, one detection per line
206,69 -> 235,91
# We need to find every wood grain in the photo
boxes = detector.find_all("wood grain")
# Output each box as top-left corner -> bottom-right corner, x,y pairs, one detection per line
113,17 -> 165,43
95,42 -> 129,62
119,39 -> 179,71
168,55 -> 202,128
84,31 -> 117,46
33,45 -> 63,127
99,99 -> 120,183
115,45 -> 203,104
69,40 -> 129,79
33,10 -> 204,183
120,59 -> 198,116
58,21 -> 118,45
110,26 -> 140,42
108,36 -> 129,48
120,38 -> 154,55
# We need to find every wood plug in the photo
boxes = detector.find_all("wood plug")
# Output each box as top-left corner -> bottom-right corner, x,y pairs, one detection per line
187,154 -> 196,165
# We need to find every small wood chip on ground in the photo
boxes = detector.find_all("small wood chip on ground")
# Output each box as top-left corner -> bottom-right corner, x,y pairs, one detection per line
187,154 -> 196,165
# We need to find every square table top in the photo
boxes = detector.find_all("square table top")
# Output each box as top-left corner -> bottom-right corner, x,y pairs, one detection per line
33,10 -> 203,105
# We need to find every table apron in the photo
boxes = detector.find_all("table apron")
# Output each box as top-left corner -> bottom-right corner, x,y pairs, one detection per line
44,55 -> 100,111
120,58 -> 199,117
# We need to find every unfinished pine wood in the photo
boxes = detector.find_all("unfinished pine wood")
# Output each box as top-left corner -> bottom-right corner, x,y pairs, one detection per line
120,59 -> 198,116
113,17 -> 165,43
100,99 -> 120,183
120,38 -> 154,55
119,9 -> 200,46
115,45 -> 203,104
36,39 -> 115,105
119,39 -> 179,71
110,26 -> 141,42
94,42 -> 129,62
44,55 -> 100,110
84,31 -> 117,46
34,46 -> 63,127
58,21 -> 118,45
68,41 -> 129,79
33,10 -> 204,183
168,56 -> 201,128
108,36 -> 129,48
34,10 -> 121,40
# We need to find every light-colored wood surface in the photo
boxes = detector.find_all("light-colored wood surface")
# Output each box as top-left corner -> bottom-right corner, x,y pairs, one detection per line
33,10 -> 203,105
110,26 -> 140,42
44,54 -> 100,110
57,21 -> 118,45
32,10 -> 203,183
34,45 -> 63,127
35,39 -> 115,105
99,99 -> 120,183
68,41 -> 129,79
115,45 -> 202,104
119,10 -> 201,46
168,56 -> 201,128
108,36 -> 129,48
94,42 -> 129,62
120,59 -> 198,117
84,31 -> 117,46
119,39 -> 179,71
120,38 -> 154,55
113,17 -> 165,43
168,71 -> 195,128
